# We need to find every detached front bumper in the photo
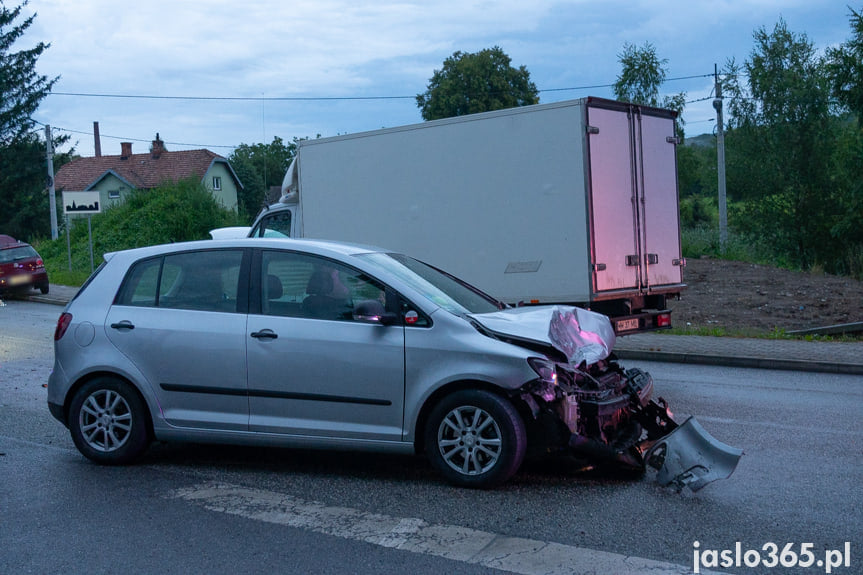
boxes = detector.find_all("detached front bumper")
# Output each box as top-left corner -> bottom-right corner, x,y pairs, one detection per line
643,416 -> 743,491
563,368 -> 742,492
627,378 -> 743,492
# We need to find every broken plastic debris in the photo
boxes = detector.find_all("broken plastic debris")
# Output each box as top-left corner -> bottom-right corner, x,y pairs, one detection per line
646,417 -> 743,492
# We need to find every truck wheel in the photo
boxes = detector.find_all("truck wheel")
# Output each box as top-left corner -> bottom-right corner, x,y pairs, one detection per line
425,389 -> 526,488
68,377 -> 150,465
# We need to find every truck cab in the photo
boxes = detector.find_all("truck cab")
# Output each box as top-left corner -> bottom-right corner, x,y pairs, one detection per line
248,158 -> 301,240
248,200 -> 295,239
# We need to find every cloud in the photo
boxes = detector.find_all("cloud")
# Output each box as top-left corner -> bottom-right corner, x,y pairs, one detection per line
31,0 -> 566,95
19,0 -> 853,155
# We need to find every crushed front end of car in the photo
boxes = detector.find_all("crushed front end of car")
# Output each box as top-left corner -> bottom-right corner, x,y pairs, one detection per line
471,306 -> 742,492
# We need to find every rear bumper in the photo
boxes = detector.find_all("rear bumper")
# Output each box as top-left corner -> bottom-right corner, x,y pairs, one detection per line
0,270 -> 49,292
48,400 -> 67,426
611,309 -> 673,335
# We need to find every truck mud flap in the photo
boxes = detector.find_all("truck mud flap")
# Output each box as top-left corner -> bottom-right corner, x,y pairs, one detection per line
644,417 -> 743,492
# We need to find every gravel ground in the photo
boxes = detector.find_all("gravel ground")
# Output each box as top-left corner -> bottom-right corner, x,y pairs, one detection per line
670,258 -> 863,334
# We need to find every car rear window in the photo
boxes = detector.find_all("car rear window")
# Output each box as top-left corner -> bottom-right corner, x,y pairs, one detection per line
0,245 -> 38,263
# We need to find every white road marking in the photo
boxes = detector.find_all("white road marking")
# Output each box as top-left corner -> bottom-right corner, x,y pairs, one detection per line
171,481 -> 723,575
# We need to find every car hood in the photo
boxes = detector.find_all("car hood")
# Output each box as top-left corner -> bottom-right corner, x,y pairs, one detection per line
468,306 -> 616,366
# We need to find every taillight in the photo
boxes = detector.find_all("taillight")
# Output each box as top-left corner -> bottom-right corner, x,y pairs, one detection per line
656,313 -> 672,328
36,258 -> 44,267
55,313 -> 72,341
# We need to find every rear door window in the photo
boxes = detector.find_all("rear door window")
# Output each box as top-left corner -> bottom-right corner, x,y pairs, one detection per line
116,250 -> 245,313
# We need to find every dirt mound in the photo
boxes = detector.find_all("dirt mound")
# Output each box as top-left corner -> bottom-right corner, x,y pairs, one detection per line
669,258 -> 863,334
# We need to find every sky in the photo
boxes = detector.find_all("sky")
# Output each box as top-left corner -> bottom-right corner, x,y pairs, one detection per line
17,0 -> 857,159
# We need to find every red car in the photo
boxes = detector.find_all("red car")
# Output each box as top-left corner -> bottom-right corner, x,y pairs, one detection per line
0,235 -> 49,295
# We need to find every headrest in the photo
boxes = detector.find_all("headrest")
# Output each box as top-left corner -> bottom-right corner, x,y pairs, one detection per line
267,274 -> 283,300
306,269 -> 334,295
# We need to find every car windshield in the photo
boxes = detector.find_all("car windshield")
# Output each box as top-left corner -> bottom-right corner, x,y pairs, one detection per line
0,245 -> 38,263
358,252 -> 501,315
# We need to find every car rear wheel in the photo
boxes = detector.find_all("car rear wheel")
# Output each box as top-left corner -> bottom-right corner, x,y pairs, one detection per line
68,377 -> 150,464
39,283 -> 49,294
425,389 -> 526,488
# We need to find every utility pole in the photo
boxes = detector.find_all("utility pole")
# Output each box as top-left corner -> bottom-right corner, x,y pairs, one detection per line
45,125 -> 58,240
713,64 -> 728,254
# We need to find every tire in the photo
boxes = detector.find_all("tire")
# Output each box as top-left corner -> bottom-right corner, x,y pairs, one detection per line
68,377 -> 150,464
425,389 -> 526,488
39,283 -> 49,295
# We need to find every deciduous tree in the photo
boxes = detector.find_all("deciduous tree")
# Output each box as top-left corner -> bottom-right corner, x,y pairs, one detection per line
416,47 -> 538,121
723,19 -> 843,272
613,42 -> 686,136
826,6 -> 863,121
228,136 -> 299,220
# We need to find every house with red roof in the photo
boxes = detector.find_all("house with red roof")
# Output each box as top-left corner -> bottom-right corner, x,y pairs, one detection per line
54,134 -> 241,213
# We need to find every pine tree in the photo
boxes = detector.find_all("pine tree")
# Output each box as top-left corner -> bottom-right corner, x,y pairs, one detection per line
0,1 -> 58,145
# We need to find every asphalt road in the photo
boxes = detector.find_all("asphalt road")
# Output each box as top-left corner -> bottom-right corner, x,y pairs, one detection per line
1,299 -> 860,575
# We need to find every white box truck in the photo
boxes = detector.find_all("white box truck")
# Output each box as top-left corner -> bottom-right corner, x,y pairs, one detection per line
248,97 -> 686,334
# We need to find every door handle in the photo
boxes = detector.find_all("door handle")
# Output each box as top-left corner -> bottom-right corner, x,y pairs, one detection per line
251,329 -> 278,340
110,320 -> 135,330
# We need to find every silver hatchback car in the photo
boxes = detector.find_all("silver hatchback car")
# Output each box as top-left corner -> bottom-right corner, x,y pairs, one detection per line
48,238 -> 740,489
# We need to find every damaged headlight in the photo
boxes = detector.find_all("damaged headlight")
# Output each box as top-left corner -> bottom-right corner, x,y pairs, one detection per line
527,358 -> 558,385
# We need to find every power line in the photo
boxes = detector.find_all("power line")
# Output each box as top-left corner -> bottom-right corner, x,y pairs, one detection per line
47,73 -> 715,103
40,72 -> 718,150
685,95 -> 714,104
49,92 -> 416,102
30,118 -> 238,149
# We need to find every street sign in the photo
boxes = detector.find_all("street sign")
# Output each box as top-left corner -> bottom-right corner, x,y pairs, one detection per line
62,191 -> 100,272
62,191 -> 101,214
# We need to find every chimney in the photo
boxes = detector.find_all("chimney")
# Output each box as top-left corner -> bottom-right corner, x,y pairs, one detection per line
151,133 -> 165,159
120,142 -> 132,159
93,122 -> 102,157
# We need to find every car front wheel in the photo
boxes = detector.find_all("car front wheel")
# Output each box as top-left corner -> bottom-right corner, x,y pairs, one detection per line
68,377 -> 150,464
425,389 -> 526,488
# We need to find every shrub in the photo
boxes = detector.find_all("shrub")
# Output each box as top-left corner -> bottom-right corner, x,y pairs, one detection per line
33,178 -> 242,285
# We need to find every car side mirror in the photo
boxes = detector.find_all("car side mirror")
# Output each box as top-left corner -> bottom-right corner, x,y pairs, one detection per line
377,312 -> 400,326
353,300 -> 399,326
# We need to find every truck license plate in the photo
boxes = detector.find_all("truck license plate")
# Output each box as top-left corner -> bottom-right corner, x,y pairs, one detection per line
616,318 -> 639,332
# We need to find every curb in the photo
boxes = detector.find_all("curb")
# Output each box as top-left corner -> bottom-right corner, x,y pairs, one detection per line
615,349 -> 863,376
26,294 -> 69,306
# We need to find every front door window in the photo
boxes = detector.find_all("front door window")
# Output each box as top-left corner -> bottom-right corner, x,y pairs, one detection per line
252,211 -> 292,238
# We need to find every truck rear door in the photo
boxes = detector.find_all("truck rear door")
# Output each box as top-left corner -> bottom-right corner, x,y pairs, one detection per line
586,106 -> 640,293
639,112 -> 684,288
586,101 -> 683,295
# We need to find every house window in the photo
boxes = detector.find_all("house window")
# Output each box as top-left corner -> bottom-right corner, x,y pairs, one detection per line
108,190 -> 121,199
212,176 -> 222,190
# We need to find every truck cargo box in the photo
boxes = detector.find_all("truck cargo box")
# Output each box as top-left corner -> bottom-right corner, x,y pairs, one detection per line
250,97 -> 685,333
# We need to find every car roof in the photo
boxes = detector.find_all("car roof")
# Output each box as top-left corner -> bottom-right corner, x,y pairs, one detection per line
88,237 -> 449,319
0,234 -> 23,248
104,237 -> 388,264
